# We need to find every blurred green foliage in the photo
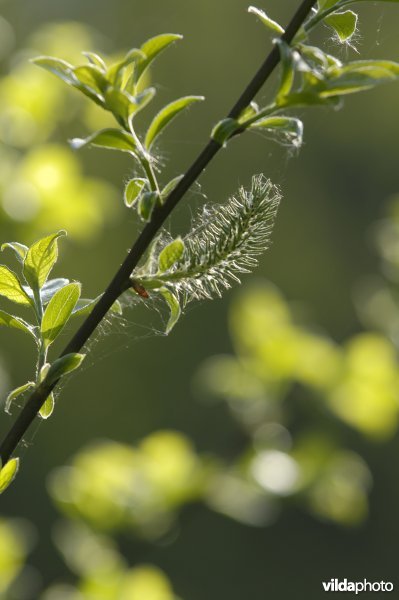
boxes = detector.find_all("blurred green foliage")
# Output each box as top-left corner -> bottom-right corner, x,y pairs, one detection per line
1,0 -> 399,598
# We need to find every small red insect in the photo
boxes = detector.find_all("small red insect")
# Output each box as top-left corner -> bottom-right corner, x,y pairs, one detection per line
131,279 -> 150,299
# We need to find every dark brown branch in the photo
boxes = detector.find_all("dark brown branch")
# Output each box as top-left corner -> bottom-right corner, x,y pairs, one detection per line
0,0 -> 317,465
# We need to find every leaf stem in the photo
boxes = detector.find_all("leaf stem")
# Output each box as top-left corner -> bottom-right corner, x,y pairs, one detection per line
0,0 -> 317,465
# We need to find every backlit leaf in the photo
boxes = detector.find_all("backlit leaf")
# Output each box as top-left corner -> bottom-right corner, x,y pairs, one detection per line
135,33 -> 183,85
248,6 -> 285,34
70,129 -> 137,152
5,382 -> 35,414
159,288 -> 181,334
41,282 -> 81,347
158,238 -> 185,273
46,353 -> 85,385
0,458 -> 19,494
145,96 -> 205,149
39,393 -> 54,419
0,309 -> 36,339
324,10 -> 358,42
1,242 -> 28,265
23,231 -> 65,292
0,266 -> 31,305
124,178 -> 148,207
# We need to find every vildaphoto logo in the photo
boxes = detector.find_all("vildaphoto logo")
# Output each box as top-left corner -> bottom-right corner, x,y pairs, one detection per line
322,579 -> 394,594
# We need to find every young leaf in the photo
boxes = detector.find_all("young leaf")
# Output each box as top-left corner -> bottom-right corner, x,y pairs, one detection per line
159,288 -> 181,334
0,458 -> 19,494
124,178 -> 148,207
1,242 -> 28,265
72,65 -> 108,96
249,116 -> 304,148
128,87 -> 156,119
39,393 -> 54,420
211,118 -> 240,145
160,175 -> 184,203
32,56 -> 76,85
248,6 -> 285,34
83,51 -> 107,72
46,353 -> 85,386
41,282 -> 81,347
0,266 -> 31,305
0,309 -> 36,339
70,297 -> 122,319
144,96 -> 205,150
319,60 -> 399,97
138,191 -> 160,222
275,39 -> 296,101
40,278 -> 70,304
158,238 -> 185,273
135,33 -> 183,86
107,48 -> 144,84
324,10 -> 358,42
5,382 -> 35,414
23,231 -> 65,292
70,129 -> 137,153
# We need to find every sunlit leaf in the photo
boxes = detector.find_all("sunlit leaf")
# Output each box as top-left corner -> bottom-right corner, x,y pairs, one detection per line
158,238 -> 185,273
1,242 -> 28,265
124,178 -> 148,207
0,266 -> 31,305
23,231 -> 65,292
0,309 -> 36,339
248,6 -> 285,34
39,393 -> 54,419
41,282 -> 81,347
70,129 -> 137,152
320,60 -> 399,97
107,48 -> 144,84
83,51 -> 107,72
5,382 -> 35,414
32,56 -> 76,84
250,116 -> 304,147
145,96 -> 205,149
72,65 -> 108,96
128,87 -> 156,118
238,102 -> 260,124
324,10 -> 358,42
159,288 -> 181,334
46,353 -> 86,385
275,39 -> 296,101
135,33 -> 183,85
40,278 -> 70,304
138,191 -> 159,222
160,175 -> 184,203
0,458 -> 19,494
211,118 -> 240,145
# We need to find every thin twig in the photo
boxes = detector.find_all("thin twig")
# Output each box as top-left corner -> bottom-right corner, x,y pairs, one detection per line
0,0 -> 317,465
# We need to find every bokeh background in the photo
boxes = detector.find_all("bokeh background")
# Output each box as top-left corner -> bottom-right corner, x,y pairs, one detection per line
1,0 -> 399,598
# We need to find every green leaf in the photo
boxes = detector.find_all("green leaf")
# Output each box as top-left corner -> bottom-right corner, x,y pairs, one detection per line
71,297 -> 122,318
160,175 -> 184,203
39,393 -> 54,419
70,129 -> 137,153
40,278 -> 70,304
5,382 -> 35,414
250,116 -> 304,147
238,102 -> 259,124
135,33 -> 183,85
23,231 -> 65,292
124,178 -> 148,207
0,309 -> 36,339
211,118 -> 240,145
128,87 -> 156,118
275,39 -> 295,101
158,238 -> 185,273
138,191 -> 160,222
41,282 -> 81,347
318,0 -> 342,9
0,266 -> 31,305
324,10 -> 358,41
1,242 -> 28,265
320,60 -> 399,97
72,65 -> 108,96
107,48 -> 144,84
159,288 -> 181,334
83,51 -> 107,72
46,353 -> 85,386
145,96 -> 205,149
248,6 -> 285,34
32,56 -> 76,85
103,87 -> 134,122
0,458 -> 19,494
